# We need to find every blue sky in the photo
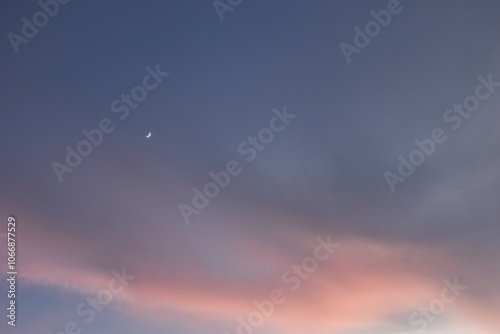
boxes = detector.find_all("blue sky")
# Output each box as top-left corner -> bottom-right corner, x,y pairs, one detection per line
1,1 -> 500,333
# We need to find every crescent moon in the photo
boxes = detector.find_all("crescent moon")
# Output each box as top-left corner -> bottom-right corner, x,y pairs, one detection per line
146,132 -> 152,138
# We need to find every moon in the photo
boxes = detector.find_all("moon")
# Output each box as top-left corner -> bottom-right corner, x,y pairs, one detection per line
146,132 -> 152,138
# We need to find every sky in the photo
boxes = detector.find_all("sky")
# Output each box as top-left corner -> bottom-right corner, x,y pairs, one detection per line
1,0 -> 500,333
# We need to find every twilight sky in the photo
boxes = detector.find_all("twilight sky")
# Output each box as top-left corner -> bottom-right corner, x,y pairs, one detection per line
1,1 -> 500,334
